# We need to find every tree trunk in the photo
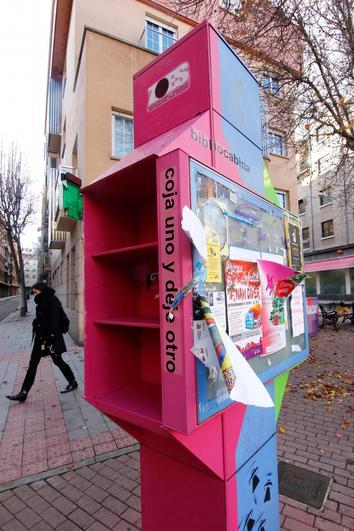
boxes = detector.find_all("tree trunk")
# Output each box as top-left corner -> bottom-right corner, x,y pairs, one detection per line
17,238 -> 27,316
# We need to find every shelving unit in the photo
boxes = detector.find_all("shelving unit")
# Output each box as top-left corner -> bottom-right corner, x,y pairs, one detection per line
84,158 -> 162,430
84,151 -> 197,435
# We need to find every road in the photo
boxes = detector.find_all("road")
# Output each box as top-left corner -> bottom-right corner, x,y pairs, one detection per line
0,296 -> 20,321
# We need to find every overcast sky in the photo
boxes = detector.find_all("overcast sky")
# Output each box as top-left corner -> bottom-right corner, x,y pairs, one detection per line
0,0 -> 52,247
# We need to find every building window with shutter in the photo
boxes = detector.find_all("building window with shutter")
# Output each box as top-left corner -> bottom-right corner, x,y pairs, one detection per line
262,73 -> 282,96
112,113 -> 134,159
275,190 -> 288,209
321,219 -> 334,238
267,131 -> 286,156
298,198 -> 305,214
219,0 -> 241,13
319,187 -> 332,207
302,227 -> 310,250
146,19 -> 176,53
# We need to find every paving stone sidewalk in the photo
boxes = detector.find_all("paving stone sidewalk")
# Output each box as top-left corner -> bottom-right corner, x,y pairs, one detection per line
0,450 -> 141,530
0,307 -> 353,530
278,324 -> 354,530
0,301 -> 136,487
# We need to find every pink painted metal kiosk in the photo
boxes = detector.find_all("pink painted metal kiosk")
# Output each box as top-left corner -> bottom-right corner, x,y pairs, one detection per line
83,21 -> 308,530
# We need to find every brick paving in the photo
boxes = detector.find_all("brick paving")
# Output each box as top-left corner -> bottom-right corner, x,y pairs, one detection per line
0,450 -> 141,530
0,301 -> 136,487
0,301 -> 353,530
278,324 -> 354,530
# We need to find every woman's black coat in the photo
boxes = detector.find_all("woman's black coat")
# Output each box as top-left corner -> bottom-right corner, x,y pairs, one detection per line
33,287 -> 66,355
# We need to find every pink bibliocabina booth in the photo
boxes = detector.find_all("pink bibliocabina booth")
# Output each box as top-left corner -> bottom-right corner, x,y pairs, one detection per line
83,21 -> 308,531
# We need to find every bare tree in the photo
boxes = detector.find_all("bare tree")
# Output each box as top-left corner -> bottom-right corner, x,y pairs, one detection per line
165,0 -> 354,190
0,144 -> 36,316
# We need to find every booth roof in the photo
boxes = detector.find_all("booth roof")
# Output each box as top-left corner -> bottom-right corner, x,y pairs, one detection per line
304,255 -> 354,273
81,113 -> 202,194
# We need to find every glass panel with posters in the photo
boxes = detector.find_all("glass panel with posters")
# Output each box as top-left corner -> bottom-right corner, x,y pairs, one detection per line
190,160 -> 308,422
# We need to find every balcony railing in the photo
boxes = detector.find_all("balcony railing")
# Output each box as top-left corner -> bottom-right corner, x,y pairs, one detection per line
49,229 -> 65,250
47,78 -> 62,154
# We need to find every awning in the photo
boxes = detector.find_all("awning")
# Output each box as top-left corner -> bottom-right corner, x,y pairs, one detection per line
304,256 -> 354,273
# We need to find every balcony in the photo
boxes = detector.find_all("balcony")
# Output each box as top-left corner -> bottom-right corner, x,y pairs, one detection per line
47,78 -> 62,154
55,171 -> 83,232
49,229 -> 65,250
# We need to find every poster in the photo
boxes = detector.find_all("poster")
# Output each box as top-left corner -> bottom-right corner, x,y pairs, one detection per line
224,259 -> 263,360
192,320 -> 218,368
193,319 -> 229,403
290,285 -> 305,337
257,257 -> 288,356
207,290 -> 227,331
285,215 -> 303,271
206,242 -> 222,283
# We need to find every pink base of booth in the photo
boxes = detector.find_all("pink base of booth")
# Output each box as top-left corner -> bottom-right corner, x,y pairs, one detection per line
141,445 -> 236,531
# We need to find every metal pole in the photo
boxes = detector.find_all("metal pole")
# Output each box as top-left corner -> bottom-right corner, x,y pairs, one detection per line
344,171 -> 349,246
308,135 -> 316,251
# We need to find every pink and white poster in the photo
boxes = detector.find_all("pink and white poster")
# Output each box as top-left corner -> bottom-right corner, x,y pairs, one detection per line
257,259 -> 298,356
224,260 -> 263,360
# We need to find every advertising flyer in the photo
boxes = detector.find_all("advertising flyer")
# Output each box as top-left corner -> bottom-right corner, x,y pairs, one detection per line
206,241 -> 222,283
257,257 -> 288,356
290,285 -> 305,337
285,215 -> 303,271
224,259 -> 263,360
192,320 -> 219,368
207,290 -> 227,331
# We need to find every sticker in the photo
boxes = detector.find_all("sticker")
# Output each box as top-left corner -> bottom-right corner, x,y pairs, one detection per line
206,242 -> 222,283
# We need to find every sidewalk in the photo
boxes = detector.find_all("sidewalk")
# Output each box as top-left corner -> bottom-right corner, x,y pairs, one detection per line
278,324 -> 354,530
0,301 -> 136,486
0,306 -> 353,530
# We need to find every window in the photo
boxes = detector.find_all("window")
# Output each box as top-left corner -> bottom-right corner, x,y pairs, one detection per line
302,227 -> 310,250
219,0 -> 241,12
321,219 -> 334,238
298,198 -> 305,215
305,273 -> 317,295
112,113 -> 134,159
267,131 -> 286,156
146,20 -> 176,53
262,73 -> 282,96
317,159 -> 321,175
72,136 -> 78,169
319,270 -> 345,295
350,268 -> 354,294
275,190 -> 288,209
319,187 -> 332,206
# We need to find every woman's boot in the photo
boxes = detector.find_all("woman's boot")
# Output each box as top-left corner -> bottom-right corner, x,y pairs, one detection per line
6,391 -> 28,402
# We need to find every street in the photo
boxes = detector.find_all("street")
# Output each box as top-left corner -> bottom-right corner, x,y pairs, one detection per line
0,297 -> 20,322
0,304 -> 353,530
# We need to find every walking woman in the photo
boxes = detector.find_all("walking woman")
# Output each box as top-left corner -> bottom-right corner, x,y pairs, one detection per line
6,282 -> 78,402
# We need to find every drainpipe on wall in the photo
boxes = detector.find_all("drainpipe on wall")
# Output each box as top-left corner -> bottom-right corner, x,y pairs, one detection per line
308,135 -> 316,252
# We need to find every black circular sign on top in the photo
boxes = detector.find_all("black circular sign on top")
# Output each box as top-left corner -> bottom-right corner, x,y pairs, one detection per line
155,78 -> 169,99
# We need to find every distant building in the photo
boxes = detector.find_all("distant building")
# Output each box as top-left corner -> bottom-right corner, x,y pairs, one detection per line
297,132 -> 354,301
22,247 -> 40,289
0,226 -> 19,297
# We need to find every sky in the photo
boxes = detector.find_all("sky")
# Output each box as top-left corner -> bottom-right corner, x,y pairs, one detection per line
0,0 -> 52,247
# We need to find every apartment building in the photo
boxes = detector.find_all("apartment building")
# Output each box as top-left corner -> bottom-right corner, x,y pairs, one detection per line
22,246 -> 40,288
0,227 -> 17,298
43,0 -> 300,343
297,134 -> 354,301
